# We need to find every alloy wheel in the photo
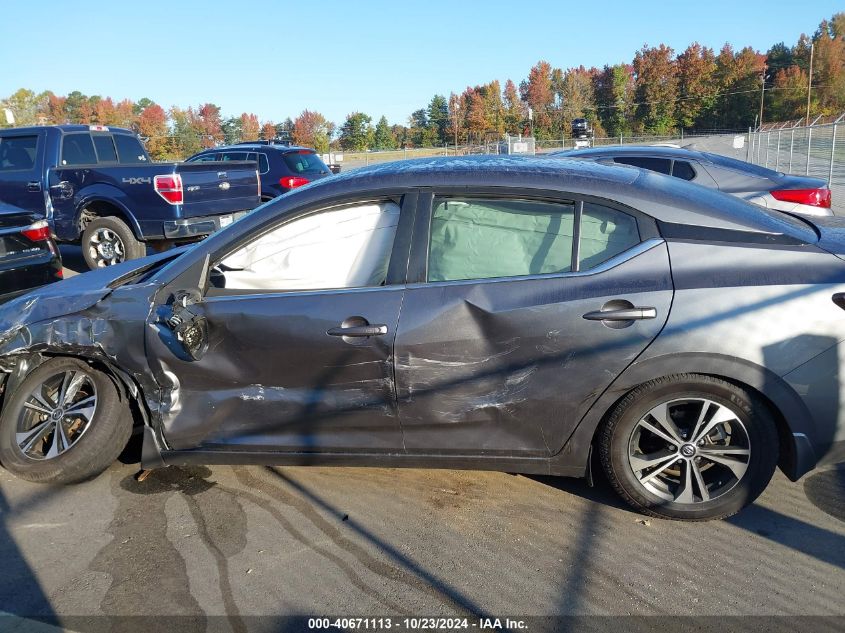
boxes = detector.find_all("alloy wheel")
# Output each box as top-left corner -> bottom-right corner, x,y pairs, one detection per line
15,369 -> 98,461
88,228 -> 126,267
628,398 -> 751,504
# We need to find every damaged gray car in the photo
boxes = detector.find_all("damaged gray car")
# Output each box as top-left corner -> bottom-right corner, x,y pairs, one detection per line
0,156 -> 843,521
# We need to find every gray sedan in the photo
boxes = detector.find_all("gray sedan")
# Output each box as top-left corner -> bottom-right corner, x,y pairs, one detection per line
553,145 -> 833,216
0,156 -> 843,521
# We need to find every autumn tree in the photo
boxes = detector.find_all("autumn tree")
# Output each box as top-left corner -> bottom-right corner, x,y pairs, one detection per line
520,61 -> 555,137
239,113 -> 260,140
138,104 -> 169,160
633,44 -> 678,134
557,67 -> 595,133
675,43 -> 716,130
260,121 -> 276,141
811,18 -> 845,114
170,107 -> 202,158
292,110 -> 330,152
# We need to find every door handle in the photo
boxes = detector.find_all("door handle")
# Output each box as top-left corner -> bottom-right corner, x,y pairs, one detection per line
327,324 -> 388,337
27,181 -> 42,192
583,307 -> 657,321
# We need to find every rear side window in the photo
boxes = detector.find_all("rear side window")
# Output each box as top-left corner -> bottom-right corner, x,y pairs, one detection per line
578,203 -> 640,269
428,198 -> 576,282
246,152 -> 270,173
428,197 -> 641,282
92,135 -> 118,163
221,152 -> 249,161
671,160 -> 696,181
61,134 -> 97,165
0,135 -> 38,171
282,151 -> 328,175
113,134 -> 148,164
613,156 -> 672,175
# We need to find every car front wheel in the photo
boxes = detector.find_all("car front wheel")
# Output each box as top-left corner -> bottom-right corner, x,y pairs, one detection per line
0,358 -> 132,484
599,374 -> 779,521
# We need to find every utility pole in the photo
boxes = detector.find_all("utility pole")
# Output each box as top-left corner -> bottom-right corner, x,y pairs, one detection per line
453,100 -> 459,153
806,42 -> 814,125
758,66 -> 766,129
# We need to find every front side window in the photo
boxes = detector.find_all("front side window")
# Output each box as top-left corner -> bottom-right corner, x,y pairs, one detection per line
428,198 -> 575,282
60,134 -> 97,165
217,201 -> 400,292
613,156 -> 672,175
221,152 -> 248,162
427,197 -> 641,282
0,135 -> 38,171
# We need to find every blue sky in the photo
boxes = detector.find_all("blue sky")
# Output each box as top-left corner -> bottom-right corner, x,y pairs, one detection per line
0,0 -> 841,126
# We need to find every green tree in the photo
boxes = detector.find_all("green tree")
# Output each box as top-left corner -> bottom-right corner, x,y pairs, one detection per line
222,116 -> 243,144
372,115 -> 397,150
594,64 -> 635,137
426,95 -> 449,144
769,65 -> 809,120
502,79 -> 524,134
339,112 -> 373,151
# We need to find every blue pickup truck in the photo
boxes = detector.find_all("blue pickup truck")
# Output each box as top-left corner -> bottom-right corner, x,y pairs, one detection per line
0,125 -> 260,269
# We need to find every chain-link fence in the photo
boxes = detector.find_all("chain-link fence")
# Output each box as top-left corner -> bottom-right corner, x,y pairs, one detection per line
748,117 -> 844,209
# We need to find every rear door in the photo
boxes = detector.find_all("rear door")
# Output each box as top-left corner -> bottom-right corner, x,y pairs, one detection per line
0,131 -> 46,214
394,191 -> 674,456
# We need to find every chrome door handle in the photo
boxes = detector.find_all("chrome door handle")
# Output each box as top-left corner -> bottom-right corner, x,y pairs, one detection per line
583,307 -> 657,321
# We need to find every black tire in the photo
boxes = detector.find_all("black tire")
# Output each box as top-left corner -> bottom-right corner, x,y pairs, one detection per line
599,374 -> 779,521
81,216 -> 145,270
0,357 -> 132,484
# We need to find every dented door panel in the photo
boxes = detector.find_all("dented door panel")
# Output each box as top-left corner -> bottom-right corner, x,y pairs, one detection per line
145,288 -> 405,452
394,243 -> 673,456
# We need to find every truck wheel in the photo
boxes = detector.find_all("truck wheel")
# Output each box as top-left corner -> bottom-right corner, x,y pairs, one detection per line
82,217 -> 145,269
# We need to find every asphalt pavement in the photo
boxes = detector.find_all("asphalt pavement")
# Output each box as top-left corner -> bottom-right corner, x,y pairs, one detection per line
0,446 -> 842,631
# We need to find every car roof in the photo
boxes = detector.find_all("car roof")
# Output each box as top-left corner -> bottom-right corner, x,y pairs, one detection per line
268,155 -> 815,237
197,144 -> 315,153
551,145 -> 717,161
0,124 -> 136,135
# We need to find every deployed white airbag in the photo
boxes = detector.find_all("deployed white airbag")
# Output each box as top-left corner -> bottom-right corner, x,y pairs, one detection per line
221,202 -> 400,290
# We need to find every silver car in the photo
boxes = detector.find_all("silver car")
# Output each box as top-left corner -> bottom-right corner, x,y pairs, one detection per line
553,145 -> 833,216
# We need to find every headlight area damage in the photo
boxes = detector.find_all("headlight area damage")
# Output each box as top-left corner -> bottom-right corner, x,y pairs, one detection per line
0,255 -> 182,472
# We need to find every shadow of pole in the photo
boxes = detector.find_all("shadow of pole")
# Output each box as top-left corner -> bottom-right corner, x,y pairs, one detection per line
0,486 -> 59,626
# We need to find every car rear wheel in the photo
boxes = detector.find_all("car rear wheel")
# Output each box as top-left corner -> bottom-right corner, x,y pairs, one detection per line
0,358 -> 131,484
599,374 -> 779,521
82,216 -> 145,270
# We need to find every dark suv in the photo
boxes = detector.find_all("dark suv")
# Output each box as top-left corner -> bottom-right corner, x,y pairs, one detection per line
186,142 -> 333,201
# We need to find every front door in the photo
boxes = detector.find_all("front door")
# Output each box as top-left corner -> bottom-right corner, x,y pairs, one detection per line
145,195 -> 413,453
394,193 -> 673,456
